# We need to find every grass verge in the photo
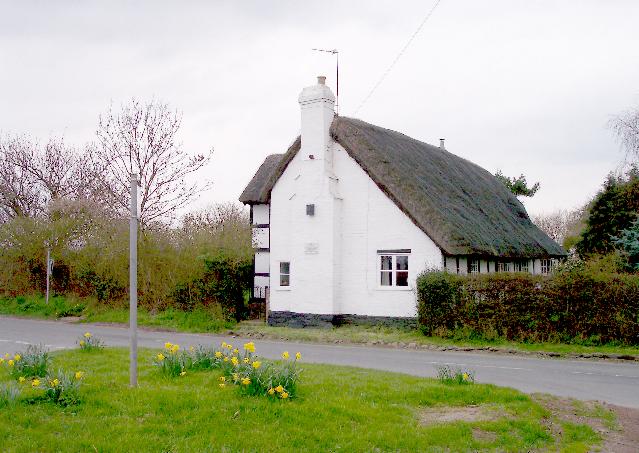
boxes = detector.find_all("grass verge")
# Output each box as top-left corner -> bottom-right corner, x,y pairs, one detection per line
0,347 -> 604,452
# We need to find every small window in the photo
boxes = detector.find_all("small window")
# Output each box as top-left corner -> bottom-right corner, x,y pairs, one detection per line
497,261 -> 511,272
469,258 -> 480,275
517,260 -> 529,273
540,259 -> 554,275
280,262 -> 290,286
379,254 -> 409,287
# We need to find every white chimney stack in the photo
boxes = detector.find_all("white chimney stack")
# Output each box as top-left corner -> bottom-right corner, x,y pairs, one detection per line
439,138 -> 446,150
298,76 -> 336,162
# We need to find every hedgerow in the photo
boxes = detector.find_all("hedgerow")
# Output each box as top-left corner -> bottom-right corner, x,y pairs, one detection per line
417,264 -> 639,345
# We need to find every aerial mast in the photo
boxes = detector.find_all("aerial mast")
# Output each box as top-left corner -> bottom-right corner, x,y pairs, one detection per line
312,48 -> 339,115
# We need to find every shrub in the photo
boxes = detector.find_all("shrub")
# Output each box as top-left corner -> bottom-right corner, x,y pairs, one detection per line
436,365 -> 475,385
416,267 -> 639,345
78,332 -> 104,351
4,344 -> 50,378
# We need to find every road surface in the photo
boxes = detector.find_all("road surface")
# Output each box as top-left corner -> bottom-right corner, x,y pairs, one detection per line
1,316 -> 637,407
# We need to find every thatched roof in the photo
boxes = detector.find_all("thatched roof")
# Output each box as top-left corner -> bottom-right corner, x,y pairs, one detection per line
239,117 -> 565,258
239,153 -> 284,204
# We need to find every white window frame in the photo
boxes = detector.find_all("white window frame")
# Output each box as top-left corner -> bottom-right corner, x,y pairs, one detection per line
469,258 -> 480,275
540,258 -> 554,275
378,254 -> 410,289
279,261 -> 291,288
497,261 -> 511,272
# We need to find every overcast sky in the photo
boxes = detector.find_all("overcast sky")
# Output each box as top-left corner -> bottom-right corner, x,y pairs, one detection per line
1,0 -> 638,216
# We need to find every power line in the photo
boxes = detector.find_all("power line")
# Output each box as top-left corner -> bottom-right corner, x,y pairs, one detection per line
353,0 -> 443,116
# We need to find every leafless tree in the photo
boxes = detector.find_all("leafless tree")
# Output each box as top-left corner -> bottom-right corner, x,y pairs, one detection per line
182,202 -> 249,233
95,98 -> 213,225
610,105 -> 639,164
532,207 -> 586,247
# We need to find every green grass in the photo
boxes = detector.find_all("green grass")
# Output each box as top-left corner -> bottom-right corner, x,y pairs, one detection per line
234,324 -> 639,357
0,295 -> 235,333
0,348 -> 601,452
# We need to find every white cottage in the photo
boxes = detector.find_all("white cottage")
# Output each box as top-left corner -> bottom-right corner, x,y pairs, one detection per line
240,76 -> 565,327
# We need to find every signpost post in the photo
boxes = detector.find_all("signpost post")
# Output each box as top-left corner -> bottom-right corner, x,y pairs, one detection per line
129,173 -> 138,387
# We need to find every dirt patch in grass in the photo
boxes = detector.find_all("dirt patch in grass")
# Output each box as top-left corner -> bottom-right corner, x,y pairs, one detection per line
418,404 -> 502,425
472,428 -> 498,443
533,394 -> 639,453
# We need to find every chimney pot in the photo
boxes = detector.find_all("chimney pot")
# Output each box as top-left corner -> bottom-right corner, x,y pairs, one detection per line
439,138 -> 446,150
317,75 -> 326,85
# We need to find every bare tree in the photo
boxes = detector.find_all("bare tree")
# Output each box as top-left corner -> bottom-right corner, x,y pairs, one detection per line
610,105 -> 639,163
532,207 -> 586,247
95,98 -> 213,224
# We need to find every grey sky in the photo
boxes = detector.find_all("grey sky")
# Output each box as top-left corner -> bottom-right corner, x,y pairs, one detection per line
1,0 -> 638,216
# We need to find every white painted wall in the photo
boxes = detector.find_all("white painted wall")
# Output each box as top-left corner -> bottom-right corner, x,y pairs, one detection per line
252,204 -> 269,225
254,251 -> 269,274
252,227 -> 269,249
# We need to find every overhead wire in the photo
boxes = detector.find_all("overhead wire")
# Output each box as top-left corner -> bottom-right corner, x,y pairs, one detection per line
353,0 -> 443,116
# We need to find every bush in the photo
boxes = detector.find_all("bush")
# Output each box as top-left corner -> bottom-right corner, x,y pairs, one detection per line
416,267 -> 639,345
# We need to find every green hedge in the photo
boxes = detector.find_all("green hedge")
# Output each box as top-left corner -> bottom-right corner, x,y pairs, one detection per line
416,266 -> 639,345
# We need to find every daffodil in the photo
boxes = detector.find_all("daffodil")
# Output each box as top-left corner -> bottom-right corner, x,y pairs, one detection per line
232,373 -> 238,381
219,376 -> 226,382
50,378 -> 60,387
75,371 -> 84,380
243,357 -> 249,364
157,353 -> 165,361
7,360 -> 14,367
462,373 -> 469,381
180,371 -> 186,376
243,342 -> 255,353
252,361 -> 261,369
223,356 -> 229,362
215,351 -> 223,358
219,383 -> 226,388
32,379 -> 40,387
84,332 -> 92,338
164,342 -> 173,350
170,344 -> 180,354
233,348 -> 239,355
0,358 -> 4,365
79,340 -> 85,347
268,388 -> 275,395
226,344 -> 233,350
14,354 -> 21,361
241,377 -> 250,386
221,341 -> 228,348
281,392 -> 289,399
275,385 -> 284,393
18,376 -> 26,383
295,352 -> 301,360
231,356 -> 239,366
282,351 -> 290,360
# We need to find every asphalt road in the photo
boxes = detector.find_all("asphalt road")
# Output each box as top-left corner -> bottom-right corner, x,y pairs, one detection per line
1,316 -> 638,408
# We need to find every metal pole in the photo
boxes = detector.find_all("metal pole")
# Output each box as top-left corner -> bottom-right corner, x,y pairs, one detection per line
45,247 -> 50,304
129,173 -> 138,387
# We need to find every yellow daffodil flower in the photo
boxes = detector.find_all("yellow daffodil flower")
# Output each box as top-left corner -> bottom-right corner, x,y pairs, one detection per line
7,360 -> 14,367
164,342 -> 173,350
221,341 -> 228,348
75,371 -> 84,380
282,351 -> 290,360
219,383 -> 225,388
223,357 -> 229,362
275,385 -> 284,393
226,344 -> 233,350
241,377 -> 250,386
51,378 -> 60,387
233,348 -> 239,354
243,342 -> 255,353
296,352 -> 301,360
189,346 -> 194,352
84,332 -> 92,338
18,376 -> 26,383
79,340 -> 85,347
268,388 -> 275,395
170,345 -> 180,354
232,373 -> 238,381
252,361 -> 261,369
157,353 -> 165,361
281,392 -> 289,399
180,371 -> 186,376
32,379 -> 40,387
14,354 -> 21,361
231,357 -> 239,366
219,376 -> 226,382
0,358 -> 4,365
243,357 -> 249,364
215,351 -> 223,358
462,373 -> 469,381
